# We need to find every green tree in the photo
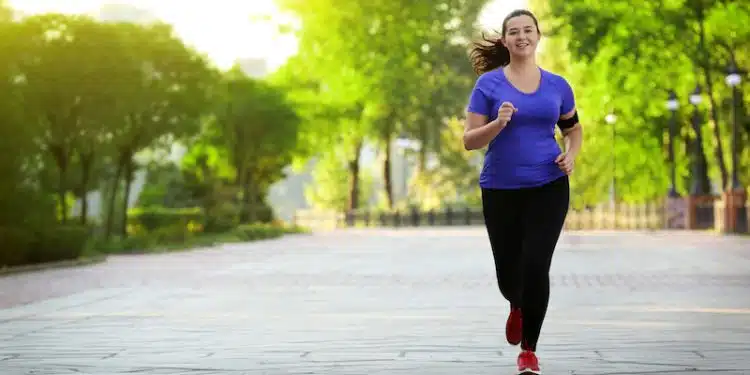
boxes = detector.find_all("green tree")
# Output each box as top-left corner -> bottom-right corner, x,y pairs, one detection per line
14,14 -> 100,222
100,21 -> 216,238
180,130 -> 237,231
275,0 -> 486,209
536,0 -> 750,203
0,17 -> 54,227
212,67 -> 301,222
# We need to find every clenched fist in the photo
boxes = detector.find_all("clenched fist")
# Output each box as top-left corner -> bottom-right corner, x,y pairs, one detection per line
555,152 -> 575,175
497,101 -> 517,126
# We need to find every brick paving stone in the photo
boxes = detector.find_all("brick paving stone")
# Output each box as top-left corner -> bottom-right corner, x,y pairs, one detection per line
0,228 -> 749,374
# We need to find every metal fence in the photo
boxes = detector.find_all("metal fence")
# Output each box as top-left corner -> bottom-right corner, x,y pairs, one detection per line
293,198 -> 748,234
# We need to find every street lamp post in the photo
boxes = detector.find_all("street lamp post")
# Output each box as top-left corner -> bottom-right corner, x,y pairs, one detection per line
605,113 -> 617,208
688,85 -> 710,195
724,62 -> 746,233
725,63 -> 742,190
666,91 -> 680,197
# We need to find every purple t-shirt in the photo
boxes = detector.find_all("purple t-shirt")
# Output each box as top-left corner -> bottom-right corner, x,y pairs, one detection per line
467,67 -> 576,189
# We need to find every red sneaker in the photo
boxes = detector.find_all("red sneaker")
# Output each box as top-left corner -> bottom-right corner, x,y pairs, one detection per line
505,307 -> 522,345
516,350 -> 541,374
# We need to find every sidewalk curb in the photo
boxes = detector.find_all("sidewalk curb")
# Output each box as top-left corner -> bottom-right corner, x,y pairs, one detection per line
0,255 -> 108,277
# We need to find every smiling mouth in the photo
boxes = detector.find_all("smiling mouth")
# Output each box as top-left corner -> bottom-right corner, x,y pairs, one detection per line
516,43 -> 529,48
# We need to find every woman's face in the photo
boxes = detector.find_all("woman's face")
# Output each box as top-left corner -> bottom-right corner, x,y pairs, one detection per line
502,15 -> 540,59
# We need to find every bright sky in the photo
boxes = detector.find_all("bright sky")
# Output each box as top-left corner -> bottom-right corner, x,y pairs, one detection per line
479,0 -> 528,31
8,0 -> 526,73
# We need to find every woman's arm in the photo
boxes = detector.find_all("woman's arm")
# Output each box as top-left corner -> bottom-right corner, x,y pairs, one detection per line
559,108 -> 583,157
463,112 -> 506,150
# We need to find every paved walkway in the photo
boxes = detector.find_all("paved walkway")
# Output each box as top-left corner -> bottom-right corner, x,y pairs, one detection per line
1,228 -> 749,374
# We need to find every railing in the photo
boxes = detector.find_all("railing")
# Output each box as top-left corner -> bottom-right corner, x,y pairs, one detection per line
294,195 -> 749,234
563,203 -> 664,230
294,202 -> 666,231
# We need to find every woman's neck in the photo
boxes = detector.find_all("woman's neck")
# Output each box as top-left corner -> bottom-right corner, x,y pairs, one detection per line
506,57 -> 538,75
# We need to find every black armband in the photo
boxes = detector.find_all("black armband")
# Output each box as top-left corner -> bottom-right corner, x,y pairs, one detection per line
557,111 -> 579,130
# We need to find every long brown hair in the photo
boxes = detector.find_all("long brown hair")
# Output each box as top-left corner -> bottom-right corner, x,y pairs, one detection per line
469,9 -> 540,75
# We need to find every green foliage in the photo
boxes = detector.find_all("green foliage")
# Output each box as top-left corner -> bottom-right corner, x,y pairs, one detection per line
0,9 -> 305,267
128,206 -> 204,232
530,0 -> 750,204
27,225 -> 90,264
89,221 -> 307,255
274,0 -> 486,209
0,227 -> 33,267
305,151 -> 376,211
209,68 -> 300,222
411,117 -> 482,209
136,162 -> 198,208
233,223 -> 290,241
0,224 -> 89,267
205,199 -> 242,233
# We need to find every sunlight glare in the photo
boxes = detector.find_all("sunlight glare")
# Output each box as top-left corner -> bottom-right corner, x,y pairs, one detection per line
478,0 -> 528,31
6,0 -> 299,73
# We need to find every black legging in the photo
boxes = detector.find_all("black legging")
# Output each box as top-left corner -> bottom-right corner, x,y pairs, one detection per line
481,175 -> 569,352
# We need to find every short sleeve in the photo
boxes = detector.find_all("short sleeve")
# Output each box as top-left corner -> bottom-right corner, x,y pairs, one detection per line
467,79 -> 492,117
559,77 -> 576,115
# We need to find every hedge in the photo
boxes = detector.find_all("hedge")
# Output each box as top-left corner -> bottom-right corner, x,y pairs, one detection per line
128,206 -> 204,232
0,224 -> 89,268
233,223 -> 290,241
91,221 -> 308,255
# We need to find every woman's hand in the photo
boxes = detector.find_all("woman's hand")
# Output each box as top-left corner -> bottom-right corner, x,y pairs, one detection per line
497,101 -> 517,126
555,152 -> 575,175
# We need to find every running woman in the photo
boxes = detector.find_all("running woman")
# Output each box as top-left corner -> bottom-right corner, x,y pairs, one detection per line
463,9 -> 584,375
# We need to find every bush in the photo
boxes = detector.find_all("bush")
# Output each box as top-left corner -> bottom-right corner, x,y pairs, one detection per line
89,235 -> 150,254
0,224 -> 89,267
205,201 -> 240,233
0,226 -> 34,267
128,206 -> 205,232
149,224 -> 192,244
27,225 -> 90,264
233,222 -> 308,241
234,223 -> 283,241
96,222 -> 306,254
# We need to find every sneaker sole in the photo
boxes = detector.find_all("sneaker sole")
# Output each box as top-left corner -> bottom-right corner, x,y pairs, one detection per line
517,370 -> 540,375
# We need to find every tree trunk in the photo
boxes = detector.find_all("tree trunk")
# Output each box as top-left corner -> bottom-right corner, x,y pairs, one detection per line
383,139 -> 394,209
683,131 -> 693,193
253,185 -> 268,222
120,156 -> 134,238
696,4 -> 728,189
78,151 -> 93,225
241,169 -> 251,224
348,140 -> 363,210
104,161 -> 123,239
706,88 -> 728,189
245,169 -> 256,223
49,144 -> 69,224
235,158 -> 249,223
57,170 -> 68,224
